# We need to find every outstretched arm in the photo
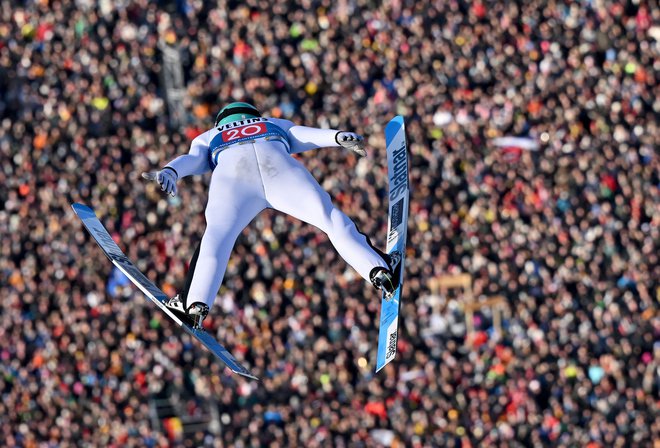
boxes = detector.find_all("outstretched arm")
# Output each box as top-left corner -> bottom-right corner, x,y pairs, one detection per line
142,131 -> 212,196
165,131 -> 212,178
269,118 -> 366,156
287,125 -> 341,154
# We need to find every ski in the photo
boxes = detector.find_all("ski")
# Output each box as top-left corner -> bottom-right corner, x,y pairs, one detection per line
71,203 -> 258,380
375,116 -> 410,372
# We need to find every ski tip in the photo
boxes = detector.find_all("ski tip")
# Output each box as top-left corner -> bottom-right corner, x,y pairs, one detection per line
386,115 -> 405,129
385,116 -> 406,144
71,202 -> 92,213
71,202 -> 96,219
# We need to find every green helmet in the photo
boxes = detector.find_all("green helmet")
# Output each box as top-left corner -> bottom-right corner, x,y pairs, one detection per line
214,102 -> 261,126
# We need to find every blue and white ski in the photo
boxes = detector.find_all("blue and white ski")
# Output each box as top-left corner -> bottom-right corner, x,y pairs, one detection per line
71,203 -> 258,380
375,116 -> 410,372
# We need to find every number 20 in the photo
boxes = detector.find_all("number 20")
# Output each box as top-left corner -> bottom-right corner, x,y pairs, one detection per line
225,125 -> 263,141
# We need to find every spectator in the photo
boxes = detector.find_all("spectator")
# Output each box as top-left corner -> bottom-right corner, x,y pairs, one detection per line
0,0 -> 657,446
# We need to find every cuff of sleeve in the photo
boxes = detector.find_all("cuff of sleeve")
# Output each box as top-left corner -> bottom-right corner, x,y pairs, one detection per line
162,166 -> 179,179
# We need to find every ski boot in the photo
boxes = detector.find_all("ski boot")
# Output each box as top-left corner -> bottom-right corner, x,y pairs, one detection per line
165,295 -> 209,329
370,251 -> 402,300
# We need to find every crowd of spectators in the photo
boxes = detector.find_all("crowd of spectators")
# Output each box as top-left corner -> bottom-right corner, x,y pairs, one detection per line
1,0 -> 658,446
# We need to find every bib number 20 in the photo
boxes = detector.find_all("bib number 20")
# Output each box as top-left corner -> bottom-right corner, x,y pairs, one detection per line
222,123 -> 267,142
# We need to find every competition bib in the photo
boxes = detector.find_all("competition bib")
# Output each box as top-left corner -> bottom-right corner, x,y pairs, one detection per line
208,118 -> 289,169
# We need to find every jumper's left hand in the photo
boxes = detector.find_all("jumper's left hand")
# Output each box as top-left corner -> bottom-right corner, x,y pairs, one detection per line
336,131 -> 367,157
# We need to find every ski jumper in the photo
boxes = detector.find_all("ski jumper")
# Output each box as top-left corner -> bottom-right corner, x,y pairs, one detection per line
165,117 -> 389,309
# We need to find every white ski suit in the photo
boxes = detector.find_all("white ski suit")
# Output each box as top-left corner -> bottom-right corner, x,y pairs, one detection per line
164,117 -> 388,309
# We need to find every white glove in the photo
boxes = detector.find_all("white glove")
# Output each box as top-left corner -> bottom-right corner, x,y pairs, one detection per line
142,167 -> 178,197
336,131 -> 367,157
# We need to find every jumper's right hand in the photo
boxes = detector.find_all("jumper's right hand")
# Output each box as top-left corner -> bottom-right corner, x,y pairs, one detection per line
142,167 -> 179,197
336,131 -> 367,157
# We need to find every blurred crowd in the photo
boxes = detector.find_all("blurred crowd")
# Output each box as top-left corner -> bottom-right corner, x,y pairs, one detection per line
1,0 -> 658,446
